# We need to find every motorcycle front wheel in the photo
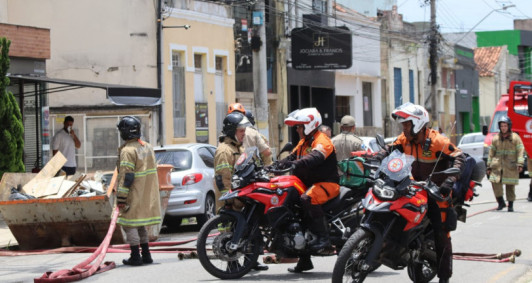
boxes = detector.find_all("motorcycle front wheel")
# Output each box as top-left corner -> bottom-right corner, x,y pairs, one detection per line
407,239 -> 438,283
332,228 -> 375,283
196,214 -> 261,279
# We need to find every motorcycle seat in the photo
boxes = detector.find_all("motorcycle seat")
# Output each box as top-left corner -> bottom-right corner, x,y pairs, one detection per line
322,186 -> 353,213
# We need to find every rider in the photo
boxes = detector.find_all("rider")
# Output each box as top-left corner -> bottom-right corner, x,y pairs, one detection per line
278,107 -> 340,273
376,102 -> 465,283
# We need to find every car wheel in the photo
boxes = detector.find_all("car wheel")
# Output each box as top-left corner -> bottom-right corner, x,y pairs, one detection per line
197,194 -> 216,227
163,215 -> 182,231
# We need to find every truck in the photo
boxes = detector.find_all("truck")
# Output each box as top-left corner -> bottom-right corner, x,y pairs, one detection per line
482,81 -> 532,176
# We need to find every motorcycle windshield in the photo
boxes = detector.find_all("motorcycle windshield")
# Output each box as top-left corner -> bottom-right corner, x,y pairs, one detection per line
376,149 -> 414,182
234,146 -> 259,172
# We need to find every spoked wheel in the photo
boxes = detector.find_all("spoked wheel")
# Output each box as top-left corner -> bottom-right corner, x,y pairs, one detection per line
332,229 -> 375,283
407,239 -> 438,283
196,214 -> 261,279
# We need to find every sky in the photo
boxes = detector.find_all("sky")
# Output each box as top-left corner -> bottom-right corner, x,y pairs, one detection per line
397,0 -> 532,33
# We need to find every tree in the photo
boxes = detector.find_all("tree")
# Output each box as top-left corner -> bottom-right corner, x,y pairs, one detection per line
0,37 -> 25,178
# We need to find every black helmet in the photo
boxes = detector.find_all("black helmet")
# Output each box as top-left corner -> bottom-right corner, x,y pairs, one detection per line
117,116 -> 141,140
222,112 -> 250,140
245,111 -> 255,126
498,116 -> 512,132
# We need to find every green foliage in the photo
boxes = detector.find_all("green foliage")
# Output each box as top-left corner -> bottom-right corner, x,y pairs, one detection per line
0,37 -> 25,178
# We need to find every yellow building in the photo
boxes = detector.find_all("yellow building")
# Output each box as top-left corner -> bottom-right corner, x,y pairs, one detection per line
162,4 -> 236,146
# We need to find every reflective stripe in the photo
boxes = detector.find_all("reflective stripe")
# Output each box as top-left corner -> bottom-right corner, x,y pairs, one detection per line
134,168 -> 157,177
215,162 -> 233,172
118,187 -> 130,194
120,161 -> 135,170
117,216 -> 162,227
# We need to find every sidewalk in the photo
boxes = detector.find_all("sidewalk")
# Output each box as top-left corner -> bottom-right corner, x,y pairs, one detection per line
0,212 -> 17,248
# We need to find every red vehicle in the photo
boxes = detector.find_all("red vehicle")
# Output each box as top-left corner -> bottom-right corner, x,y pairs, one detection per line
196,146 -> 369,279
331,149 -> 461,283
483,81 -> 532,173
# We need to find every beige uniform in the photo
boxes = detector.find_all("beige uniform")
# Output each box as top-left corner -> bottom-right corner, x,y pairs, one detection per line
214,136 -> 242,210
243,127 -> 272,165
488,132 -> 524,201
331,132 -> 364,161
116,139 -> 161,228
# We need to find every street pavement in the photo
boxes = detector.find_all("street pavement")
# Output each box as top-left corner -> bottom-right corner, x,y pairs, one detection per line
1,176 -> 532,283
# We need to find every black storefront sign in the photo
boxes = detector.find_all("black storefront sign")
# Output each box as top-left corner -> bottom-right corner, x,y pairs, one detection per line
291,26 -> 352,70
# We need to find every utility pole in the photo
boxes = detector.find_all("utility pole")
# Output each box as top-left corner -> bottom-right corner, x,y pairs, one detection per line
429,0 -> 438,124
252,0 -> 269,140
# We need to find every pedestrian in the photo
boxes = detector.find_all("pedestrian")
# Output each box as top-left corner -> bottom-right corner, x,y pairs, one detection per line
376,102 -> 465,283
227,103 -> 272,165
213,111 -> 269,271
278,107 -> 339,273
115,116 -> 161,266
331,115 -> 363,161
318,124 -> 332,138
51,116 -> 81,175
486,116 -> 524,212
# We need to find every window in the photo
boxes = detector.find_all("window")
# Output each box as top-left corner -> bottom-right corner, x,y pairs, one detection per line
335,96 -> 350,122
194,54 -> 205,102
155,149 -> 192,171
197,146 -> 215,168
394,68 -> 402,108
215,56 -> 226,137
172,51 -> 186,138
409,70 -> 414,103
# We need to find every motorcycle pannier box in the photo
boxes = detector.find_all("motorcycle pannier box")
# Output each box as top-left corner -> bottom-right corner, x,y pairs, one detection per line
338,157 -> 369,188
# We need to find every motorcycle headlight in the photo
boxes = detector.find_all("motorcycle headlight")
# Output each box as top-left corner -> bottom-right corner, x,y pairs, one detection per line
232,176 -> 243,189
373,184 -> 399,200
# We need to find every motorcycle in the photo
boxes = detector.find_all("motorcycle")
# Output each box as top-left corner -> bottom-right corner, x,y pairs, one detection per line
331,149 -> 462,283
196,145 -> 371,279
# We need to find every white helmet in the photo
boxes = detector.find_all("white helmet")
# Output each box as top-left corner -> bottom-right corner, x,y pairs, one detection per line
284,108 -> 322,136
391,102 -> 429,134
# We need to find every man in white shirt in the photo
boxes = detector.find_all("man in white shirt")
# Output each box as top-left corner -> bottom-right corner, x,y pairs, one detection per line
52,116 -> 81,175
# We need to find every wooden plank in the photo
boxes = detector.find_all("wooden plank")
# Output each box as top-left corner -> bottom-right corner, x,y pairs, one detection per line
62,174 -> 86,198
22,152 -> 67,195
37,176 -> 65,198
45,180 -> 76,199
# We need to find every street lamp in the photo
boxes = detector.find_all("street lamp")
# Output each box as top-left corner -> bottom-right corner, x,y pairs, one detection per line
455,4 -> 515,44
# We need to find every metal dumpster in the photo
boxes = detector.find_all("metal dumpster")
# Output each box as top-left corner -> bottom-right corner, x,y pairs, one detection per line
0,165 -> 173,250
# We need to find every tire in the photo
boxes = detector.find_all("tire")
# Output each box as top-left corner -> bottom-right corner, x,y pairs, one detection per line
196,214 -> 261,279
197,194 -> 216,227
407,239 -> 438,283
332,229 -> 375,283
162,215 -> 182,231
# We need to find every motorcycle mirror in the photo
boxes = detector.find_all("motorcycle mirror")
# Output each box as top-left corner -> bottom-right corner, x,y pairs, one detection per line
375,134 -> 385,149
277,142 -> 294,159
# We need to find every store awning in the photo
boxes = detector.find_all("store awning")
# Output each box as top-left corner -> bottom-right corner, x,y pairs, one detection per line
8,74 -> 161,106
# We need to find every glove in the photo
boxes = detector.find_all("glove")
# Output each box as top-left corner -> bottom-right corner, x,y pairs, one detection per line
439,177 -> 455,197
278,158 -> 294,170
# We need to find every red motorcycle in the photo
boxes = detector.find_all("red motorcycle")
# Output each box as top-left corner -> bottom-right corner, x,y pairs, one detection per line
196,145 -> 370,279
331,149 -> 463,283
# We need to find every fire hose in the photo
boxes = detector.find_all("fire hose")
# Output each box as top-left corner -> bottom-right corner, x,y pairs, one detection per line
453,249 -> 521,263
33,206 -> 120,283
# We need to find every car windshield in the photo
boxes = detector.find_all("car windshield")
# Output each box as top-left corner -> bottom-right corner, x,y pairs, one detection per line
155,149 -> 192,171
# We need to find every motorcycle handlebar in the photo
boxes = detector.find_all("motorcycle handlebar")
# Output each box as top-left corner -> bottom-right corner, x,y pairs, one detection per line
266,163 -> 295,175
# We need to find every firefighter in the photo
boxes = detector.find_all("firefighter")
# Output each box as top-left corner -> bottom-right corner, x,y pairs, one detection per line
376,103 -> 465,283
486,116 -> 524,211
116,116 -> 161,266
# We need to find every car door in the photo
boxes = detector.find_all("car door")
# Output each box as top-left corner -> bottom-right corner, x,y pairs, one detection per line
196,145 -> 216,193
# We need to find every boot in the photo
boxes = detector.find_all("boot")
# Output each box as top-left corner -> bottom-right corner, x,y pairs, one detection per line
439,278 -> 449,283
288,255 -> 313,273
309,216 -> 330,251
252,261 -> 269,271
528,185 -> 532,201
140,243 -> 153,264
123,245 -> 143,266
496,197 -> 506,211
508,201 -> 514,212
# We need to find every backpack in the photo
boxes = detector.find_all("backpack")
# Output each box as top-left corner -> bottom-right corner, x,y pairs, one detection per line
338,157 -> 370,189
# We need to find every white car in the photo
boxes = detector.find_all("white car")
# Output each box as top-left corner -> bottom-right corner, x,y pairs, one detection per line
458,132 -> 485,160
154,143 -> 217,230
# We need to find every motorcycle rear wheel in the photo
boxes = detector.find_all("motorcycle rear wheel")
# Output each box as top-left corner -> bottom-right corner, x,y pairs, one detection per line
196,214 -> 261,279
332,228 -> 375,283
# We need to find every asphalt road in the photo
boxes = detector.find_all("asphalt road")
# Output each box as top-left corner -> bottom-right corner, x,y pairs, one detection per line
2,176 -> 532,283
